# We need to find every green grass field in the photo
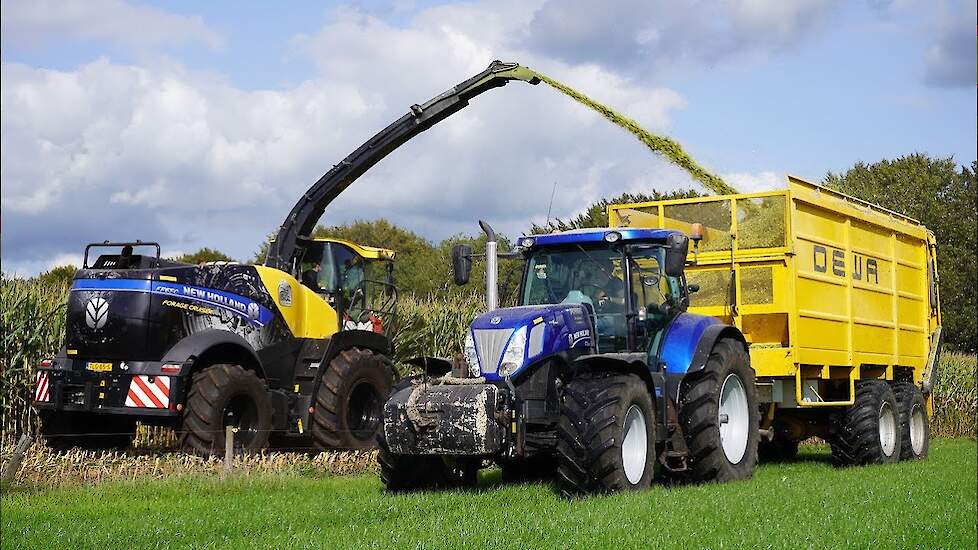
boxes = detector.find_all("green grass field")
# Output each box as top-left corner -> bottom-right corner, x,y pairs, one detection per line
2,440 -> 975,549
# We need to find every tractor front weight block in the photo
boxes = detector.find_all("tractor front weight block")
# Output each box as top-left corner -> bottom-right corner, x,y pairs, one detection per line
383,382 -> 506,456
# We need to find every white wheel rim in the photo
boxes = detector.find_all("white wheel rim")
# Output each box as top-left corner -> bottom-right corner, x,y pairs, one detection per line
719,373 -> 750,464
878,402 -> 897,457
910,403 -> 925,455
622,404 -> 648,485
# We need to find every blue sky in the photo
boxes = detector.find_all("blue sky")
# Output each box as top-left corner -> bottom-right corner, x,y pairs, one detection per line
2,0 -> 975,274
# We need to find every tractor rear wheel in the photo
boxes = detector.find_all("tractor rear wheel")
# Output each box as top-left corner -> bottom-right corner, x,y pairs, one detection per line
893,382 -> 929,460
311,348 -> 394,450
830,380 -> 901,466
179,363 -> 273,456
556,373 -> 656,496
40,411 -> 135,452
678,338 -> 759,482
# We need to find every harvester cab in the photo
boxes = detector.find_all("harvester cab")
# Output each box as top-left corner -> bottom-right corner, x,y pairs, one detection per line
295,237 -> 396,334
379,225 -> 758,494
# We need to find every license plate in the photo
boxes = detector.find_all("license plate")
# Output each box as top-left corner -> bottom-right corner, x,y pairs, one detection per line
87,362 -> 113,372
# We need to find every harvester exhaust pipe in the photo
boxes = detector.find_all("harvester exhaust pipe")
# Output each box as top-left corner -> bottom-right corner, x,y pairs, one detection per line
479,220 -> 498,311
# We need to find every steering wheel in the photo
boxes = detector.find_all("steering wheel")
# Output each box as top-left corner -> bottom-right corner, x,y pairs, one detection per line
577,283 -> 606,305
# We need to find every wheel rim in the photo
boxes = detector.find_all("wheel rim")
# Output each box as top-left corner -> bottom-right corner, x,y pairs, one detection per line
878,401 -> 897,457
622,404 -> 648,485
910,402 -> 925,455
223,394 -> 259,448
348,380 -> 382,440
719,373 -> 750,464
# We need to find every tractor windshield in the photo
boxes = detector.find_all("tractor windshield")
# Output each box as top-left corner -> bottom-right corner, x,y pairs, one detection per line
522,244 -> 678,352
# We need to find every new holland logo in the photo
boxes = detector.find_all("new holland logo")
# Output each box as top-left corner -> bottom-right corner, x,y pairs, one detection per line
490,316 -> 502,325
85,296 -> 109,330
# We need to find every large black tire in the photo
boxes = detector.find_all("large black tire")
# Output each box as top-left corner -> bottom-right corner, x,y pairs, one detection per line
179,364 -> 272,456
377,429 -> 479,492
893,382 -> 929,461
311,348 -> 394,450
556,373 -> 656,496
758,438 -> 799,463
678,338 -> 759,483
40,411 -> 135,452
830,380 -> 902,466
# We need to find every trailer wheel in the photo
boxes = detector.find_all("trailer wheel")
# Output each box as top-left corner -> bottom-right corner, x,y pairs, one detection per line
678,338 -> 759,482
556,373 -> 656,496
893,382 -> 929,460
830,380 -> 902,466
179,363 -> 272,456
311,348 -> 394,450
40,411 -> 135,452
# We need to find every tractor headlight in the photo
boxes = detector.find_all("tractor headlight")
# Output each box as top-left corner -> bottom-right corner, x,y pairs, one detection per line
464,331 -> 480,377
499,326 -> 527,377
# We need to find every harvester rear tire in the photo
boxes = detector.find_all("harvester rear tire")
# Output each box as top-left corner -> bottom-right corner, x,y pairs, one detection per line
830,380 -> 901,466
893,382 -> 929,460
40,411 -> 135,452
678,338 -> 759,483
311,348 -> 394,450
179,363 -> 272,456
556,373 -> 655,496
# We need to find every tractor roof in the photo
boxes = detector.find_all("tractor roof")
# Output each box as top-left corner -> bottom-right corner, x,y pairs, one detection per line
523,227 -> 683,248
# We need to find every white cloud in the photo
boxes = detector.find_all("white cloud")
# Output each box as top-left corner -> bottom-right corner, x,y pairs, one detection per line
0,0 -> 223,50
1,1 -> 710,274
721,171 -> 784,193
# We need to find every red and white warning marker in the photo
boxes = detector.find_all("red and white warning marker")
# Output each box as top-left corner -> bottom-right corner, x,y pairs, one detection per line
34,371 -> 51,402
126,375 -> 170,408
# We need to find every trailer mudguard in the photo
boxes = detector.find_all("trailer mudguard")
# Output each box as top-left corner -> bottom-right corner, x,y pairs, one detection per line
161,329 -> 264,378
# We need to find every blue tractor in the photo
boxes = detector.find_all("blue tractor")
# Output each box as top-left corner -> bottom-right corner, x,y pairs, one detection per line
379,224 -> 759,495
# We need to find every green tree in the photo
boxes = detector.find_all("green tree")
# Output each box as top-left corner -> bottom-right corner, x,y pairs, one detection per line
173,248 -> 236,265
530,189 -> 702,233
825,155 -> 976,351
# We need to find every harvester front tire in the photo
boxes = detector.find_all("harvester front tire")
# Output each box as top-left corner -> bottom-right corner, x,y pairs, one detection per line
179,363 -> 272,456
893,382 -> 929,460
556,373 -> 656,496
830,380 -> 901,466
678,338 -> 759,483
311,348 -> 394,450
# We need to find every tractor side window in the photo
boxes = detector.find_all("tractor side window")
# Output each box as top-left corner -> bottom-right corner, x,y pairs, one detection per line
300,243 -> 334,293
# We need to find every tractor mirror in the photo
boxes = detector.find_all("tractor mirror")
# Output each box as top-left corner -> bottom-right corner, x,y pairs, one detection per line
452,244 -> 473,285
665,234 -> 689,278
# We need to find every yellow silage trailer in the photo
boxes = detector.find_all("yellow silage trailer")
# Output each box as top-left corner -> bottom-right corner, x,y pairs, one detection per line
609,176 -> 941,462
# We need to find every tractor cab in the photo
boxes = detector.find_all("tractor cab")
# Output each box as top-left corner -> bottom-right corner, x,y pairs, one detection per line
297,237 -> 397,334
516,228 -> 690,355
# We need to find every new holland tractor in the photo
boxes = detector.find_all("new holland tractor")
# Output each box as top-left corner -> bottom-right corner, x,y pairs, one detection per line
32,61 -> 544,456
379,225 -> 759,495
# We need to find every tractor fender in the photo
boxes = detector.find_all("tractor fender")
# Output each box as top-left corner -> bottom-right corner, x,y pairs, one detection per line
658,313 -> 747,375
310,329 -> 393,396
161,329 -> 264,378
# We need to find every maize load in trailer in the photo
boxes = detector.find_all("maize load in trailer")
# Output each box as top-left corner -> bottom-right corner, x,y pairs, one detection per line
609,176 -> 941,462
